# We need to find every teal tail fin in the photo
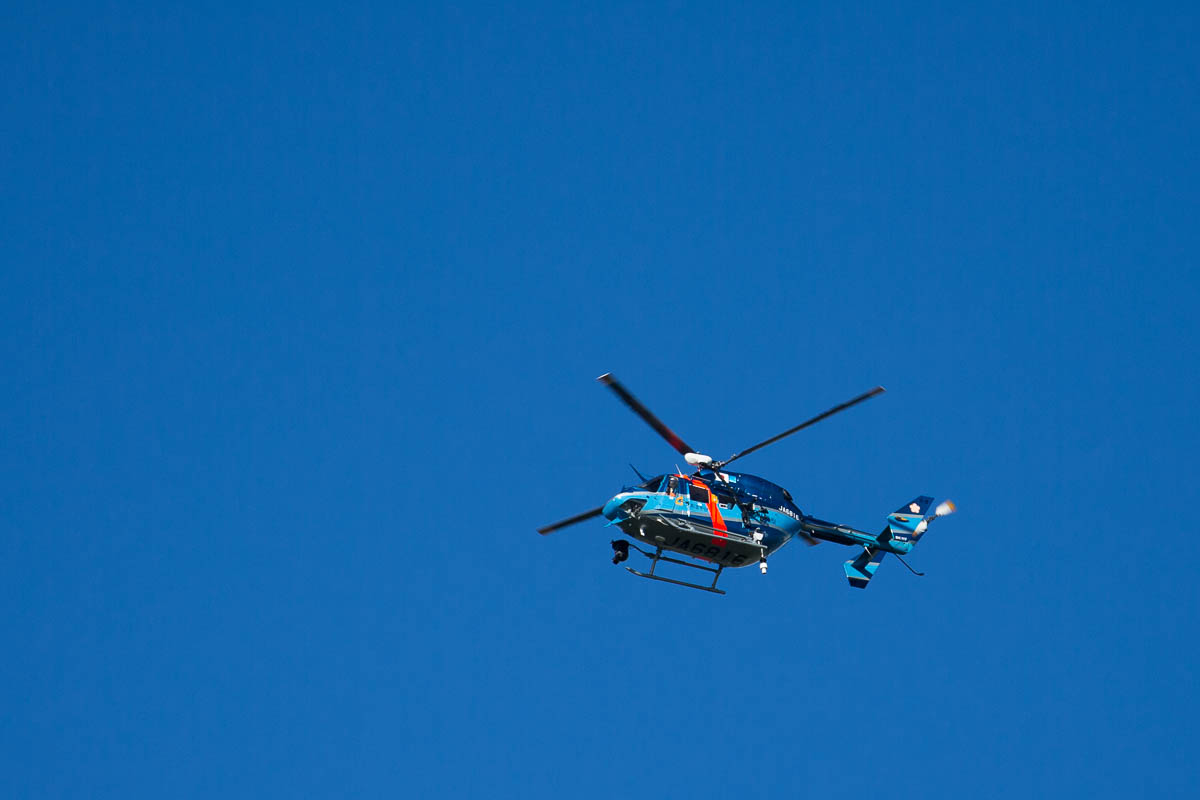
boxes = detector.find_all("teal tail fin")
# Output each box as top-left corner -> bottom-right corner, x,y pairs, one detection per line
843,497 -> 928,588
887,496 -> 934,544
843,496 -> 956,588
844,546 -> 885,589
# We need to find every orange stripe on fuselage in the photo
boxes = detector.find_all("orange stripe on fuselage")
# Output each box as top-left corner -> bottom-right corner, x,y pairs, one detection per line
692,478 -> 727,546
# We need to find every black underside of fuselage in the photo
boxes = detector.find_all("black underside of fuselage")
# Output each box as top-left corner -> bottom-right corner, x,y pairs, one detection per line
617,509 -> 768,569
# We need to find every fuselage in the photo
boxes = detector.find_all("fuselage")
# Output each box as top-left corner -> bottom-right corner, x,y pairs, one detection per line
602,470 -> 913,568
602,470 -> 807,568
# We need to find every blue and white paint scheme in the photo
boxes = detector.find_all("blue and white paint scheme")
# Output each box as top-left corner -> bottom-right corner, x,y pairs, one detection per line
537,374 -> 957,593
600,473 -> 953,587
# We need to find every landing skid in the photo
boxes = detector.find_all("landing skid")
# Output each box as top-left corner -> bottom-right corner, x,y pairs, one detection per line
623,541 -> 727,595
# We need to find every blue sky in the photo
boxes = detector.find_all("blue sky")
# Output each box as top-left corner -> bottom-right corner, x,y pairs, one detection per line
3,2 -> 1198,797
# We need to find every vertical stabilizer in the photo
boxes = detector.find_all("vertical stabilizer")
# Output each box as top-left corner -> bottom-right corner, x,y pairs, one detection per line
887,496 -> 934,544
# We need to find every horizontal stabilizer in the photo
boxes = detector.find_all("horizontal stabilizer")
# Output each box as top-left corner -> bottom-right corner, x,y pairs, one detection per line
844,547 -> 885,589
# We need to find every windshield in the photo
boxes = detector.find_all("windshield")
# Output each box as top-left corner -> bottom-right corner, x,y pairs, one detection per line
639,474 -> 666,492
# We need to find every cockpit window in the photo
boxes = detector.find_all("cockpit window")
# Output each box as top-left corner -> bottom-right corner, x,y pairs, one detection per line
640,475 -> 665,492
688,483 -> 710,504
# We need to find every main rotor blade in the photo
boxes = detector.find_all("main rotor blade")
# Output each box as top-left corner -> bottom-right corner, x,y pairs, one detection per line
597,373 -> 696,457
713,386 -> 885,469
537,506 -> 605,535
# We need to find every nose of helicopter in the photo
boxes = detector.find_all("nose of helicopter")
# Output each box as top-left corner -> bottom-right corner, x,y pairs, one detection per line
601,495 -> 623,520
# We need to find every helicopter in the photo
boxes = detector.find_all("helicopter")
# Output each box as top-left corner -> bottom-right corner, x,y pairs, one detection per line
537,374 -> 956,594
